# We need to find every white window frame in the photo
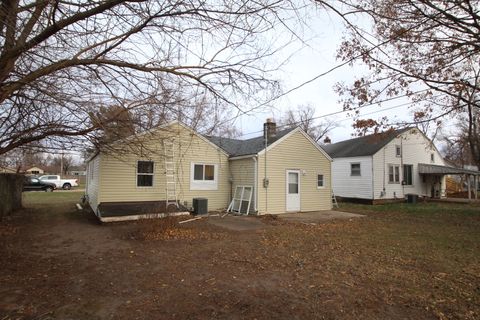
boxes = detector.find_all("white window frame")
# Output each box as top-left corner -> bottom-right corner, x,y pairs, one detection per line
350,163 -> 361,176
388,164 -> 400,184
395,145 -> 401,157
136,160 -> 155,188
317,173 -> 325,189
190,162 -> 218,190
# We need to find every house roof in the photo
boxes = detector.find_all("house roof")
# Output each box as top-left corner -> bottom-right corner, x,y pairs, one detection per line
323,127 -> 413,158
205,128 -> 295,157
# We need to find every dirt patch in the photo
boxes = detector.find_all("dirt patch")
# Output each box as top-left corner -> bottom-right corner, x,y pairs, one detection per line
0,198 -> 479,319
279,210 -> 364,224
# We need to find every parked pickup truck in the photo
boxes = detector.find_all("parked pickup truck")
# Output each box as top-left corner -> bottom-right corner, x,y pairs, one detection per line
39,175 -> 79,190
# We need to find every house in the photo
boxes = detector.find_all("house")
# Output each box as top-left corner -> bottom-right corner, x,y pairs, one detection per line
86,120 -> 332,221
323,127 -> 479,203
25,166 -> 45,175
0,166 -> 16,174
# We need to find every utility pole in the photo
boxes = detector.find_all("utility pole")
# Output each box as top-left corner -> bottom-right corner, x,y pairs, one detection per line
60,152 -> 64,176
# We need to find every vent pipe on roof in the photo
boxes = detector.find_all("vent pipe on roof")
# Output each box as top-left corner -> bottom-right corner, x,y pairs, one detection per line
263,118 -> 276,141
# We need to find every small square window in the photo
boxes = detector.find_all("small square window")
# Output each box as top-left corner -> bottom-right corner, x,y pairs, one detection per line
351,163 -> 361,176
317,174 -> 324,188
395,145 -> 401,157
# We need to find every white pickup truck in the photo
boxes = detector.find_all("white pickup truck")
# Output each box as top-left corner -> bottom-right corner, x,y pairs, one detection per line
39,175 -> 79,190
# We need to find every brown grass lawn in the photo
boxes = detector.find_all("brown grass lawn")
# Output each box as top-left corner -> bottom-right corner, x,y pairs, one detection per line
0,193 -> 479,319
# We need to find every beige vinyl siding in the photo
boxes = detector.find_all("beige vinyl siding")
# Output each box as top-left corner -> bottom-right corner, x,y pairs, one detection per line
229,157 -> 256,213
97,123 -> 230,211
257,130 -> 331,214
86,154 -> 101,214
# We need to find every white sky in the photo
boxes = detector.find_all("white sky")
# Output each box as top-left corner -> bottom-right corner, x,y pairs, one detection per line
234,8 -> 421,143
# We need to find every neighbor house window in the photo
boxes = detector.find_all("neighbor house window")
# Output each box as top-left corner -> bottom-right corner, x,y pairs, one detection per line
350,163 -> 361,176
403,164 -> 413,185
190,163 -> 218,190
388,164 -> 400,183
137,161 -> 154,187
317,174 -> 324,188
395,145 -> 401,157
431,153 -> 435,162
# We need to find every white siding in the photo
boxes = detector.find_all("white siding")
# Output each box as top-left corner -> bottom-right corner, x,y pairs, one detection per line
372,128 -> 446,199
331,156 -> 373,199
86,154 -> 101,214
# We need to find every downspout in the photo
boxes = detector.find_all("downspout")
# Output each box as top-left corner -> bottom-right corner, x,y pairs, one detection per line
264,131 -> 268,213
400,138 -> 404,198
371,155 -> 374,200
253,156 -> 258,212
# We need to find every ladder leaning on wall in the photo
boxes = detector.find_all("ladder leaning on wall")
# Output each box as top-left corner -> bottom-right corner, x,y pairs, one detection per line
163,139 -> 179,209
331,190 -> 339,208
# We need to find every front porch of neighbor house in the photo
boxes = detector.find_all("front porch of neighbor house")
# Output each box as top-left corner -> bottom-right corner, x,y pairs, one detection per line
418,163 -> 479,201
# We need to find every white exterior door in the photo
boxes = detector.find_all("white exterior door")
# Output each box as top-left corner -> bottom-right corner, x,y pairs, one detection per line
286,170 -> 300,212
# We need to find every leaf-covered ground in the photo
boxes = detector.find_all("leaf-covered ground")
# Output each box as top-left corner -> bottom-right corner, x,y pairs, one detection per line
0,193 -> 479,319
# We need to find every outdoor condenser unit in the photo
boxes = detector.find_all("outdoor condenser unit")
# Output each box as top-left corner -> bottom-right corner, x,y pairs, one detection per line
193,198 -> 208,215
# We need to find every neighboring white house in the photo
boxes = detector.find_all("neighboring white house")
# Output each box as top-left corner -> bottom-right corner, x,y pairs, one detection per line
323,127 -> 479,202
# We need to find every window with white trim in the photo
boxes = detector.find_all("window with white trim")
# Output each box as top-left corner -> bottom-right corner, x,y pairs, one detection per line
395,145 -> 401,157
388,164 -> 400,183
351,163 -> 361,176
190,163 -> 218,190
317,174 -> 324,188
430,153 -> 435,163
137,161 -> 154,187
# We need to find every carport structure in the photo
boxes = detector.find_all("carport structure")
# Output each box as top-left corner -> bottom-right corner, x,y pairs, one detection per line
418,164 -> 479,200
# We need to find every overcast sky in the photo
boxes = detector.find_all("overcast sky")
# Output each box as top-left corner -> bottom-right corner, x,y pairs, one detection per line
234,7 -> 429,144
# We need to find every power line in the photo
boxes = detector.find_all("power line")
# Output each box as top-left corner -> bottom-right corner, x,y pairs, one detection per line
237,92 -> 447,138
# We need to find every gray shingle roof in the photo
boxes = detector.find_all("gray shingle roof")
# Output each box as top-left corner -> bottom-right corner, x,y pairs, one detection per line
323,127 -> 412,158
205,128 -> 295,157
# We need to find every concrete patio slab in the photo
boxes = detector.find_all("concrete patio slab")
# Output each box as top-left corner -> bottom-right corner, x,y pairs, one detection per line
279,211 -> 364,224
207,215 -> 268,231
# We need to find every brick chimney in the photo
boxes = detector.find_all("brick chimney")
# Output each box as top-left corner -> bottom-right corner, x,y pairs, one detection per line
323,136 -> 331,144
263,118 -> 276,141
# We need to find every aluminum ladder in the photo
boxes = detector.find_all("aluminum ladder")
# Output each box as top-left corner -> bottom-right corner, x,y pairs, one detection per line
331,190 -> 339,208
163,139 -> 178,209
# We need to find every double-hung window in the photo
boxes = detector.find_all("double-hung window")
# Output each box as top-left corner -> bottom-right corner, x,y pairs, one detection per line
191,163 -> 218,190
137,161 -> 154,187
317,174 -> 324,188
388,164 -> 400,183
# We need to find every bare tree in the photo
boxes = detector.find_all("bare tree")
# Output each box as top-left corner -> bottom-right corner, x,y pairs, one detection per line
322,0 -> 480,161
0,0 -> 307,155
278,104 -> 337,142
